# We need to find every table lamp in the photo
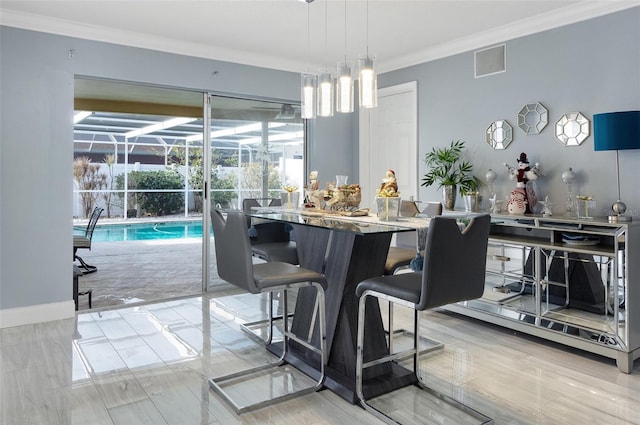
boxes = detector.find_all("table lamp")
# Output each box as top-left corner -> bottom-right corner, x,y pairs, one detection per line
593,110 -> 640,222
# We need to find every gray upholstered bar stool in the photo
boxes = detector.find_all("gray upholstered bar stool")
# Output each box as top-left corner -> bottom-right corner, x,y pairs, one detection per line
355,215 -> 492,424
243,198 -> 298,265
242,198 -> 298,343
384,201 -> 442,353
209,210 -> 327,414
384,201 -> 442,276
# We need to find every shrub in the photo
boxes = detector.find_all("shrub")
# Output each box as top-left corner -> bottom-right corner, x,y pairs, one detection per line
116,170 -> 184,216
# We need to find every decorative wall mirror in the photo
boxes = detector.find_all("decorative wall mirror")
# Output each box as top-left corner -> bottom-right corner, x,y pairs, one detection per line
486,120 -> 513,150
555,112 -> 590,146
518,102 -> 548,134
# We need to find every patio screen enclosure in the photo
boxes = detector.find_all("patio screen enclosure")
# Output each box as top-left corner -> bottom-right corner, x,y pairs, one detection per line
73,80 -> 305,297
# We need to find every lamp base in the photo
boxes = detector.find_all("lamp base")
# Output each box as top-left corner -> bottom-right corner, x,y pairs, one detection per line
609,200 -> 631,222
608,214 -> 632,223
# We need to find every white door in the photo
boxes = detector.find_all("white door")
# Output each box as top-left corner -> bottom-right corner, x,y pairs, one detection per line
359,81 -> 418,209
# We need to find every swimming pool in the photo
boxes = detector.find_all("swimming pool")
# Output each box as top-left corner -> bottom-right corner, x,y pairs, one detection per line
92,220 -> 211,242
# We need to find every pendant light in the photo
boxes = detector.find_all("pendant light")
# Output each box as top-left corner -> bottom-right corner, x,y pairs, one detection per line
318,72 -> 334,117
301,0 -> 317,119
336,0 -> 354,113
301,73 -> 317,119
358,0 -> 377,109
317,0 -> 334,117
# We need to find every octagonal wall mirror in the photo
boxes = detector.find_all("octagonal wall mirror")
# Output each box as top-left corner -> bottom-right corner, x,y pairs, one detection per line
486,120 -> 513,150
518,102 -> 548,134
555,112 -> 590,146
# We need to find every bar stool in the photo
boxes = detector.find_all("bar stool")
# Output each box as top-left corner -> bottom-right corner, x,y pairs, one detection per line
355,215 -> 492,424
384,201 -> 442,275
384,202 -> 442,352
209,209 -> 327,414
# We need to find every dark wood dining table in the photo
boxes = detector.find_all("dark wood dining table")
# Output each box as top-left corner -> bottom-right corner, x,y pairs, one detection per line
249,210 -> 422,404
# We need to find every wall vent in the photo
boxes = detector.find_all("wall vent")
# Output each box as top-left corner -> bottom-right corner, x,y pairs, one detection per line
475,44 -> 506,78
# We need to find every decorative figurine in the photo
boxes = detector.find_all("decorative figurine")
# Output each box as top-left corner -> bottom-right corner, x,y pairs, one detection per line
307,170 -> 319,191
377,169 -> 399,197
304,170 -> 322,208
376,169 -> 401,221
506,188 -> 527,215
489,193 -> 503,214
539,195 -> 553,217
504,152 -> 541,214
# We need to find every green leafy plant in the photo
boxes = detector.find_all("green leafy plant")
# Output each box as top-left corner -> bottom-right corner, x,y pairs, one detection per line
116,170 -> 184,216
170,145 -> 238,209
241,162 -> 283,199
421,140 -> 480,194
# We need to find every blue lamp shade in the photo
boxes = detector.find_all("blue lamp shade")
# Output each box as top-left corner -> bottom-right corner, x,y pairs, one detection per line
593,110 -> 640,151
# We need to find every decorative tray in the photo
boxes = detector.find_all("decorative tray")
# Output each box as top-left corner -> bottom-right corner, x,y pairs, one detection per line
301,208 -> 370,217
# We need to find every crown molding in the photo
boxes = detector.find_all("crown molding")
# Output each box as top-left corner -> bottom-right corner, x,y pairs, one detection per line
2,1 -> 639,74
378,1 -> 640,73
0,8 -> 303,72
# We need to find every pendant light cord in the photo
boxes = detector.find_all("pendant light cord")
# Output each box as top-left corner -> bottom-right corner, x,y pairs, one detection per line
343,0 -> 347,62
307,2 -> 311,72
324,0 -> 328,68
366,0 -> 369,57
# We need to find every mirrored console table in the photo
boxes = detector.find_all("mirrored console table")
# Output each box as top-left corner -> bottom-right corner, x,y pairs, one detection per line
445,213 -> 639,373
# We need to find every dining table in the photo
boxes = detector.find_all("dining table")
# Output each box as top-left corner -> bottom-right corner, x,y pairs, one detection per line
248,208 -> 431,404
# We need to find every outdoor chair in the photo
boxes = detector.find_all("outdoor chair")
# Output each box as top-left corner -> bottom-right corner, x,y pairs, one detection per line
355,215 -> 492,425
243,198 -> 298,265
73,207 -> 103,274
73,264 -> 92,310
209,209 -> 327,414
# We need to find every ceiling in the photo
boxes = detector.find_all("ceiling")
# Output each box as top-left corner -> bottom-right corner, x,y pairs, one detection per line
2,0 -> 638,75
3,0 -> 637,155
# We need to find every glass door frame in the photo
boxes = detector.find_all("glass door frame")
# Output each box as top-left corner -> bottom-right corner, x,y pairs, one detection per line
202,93 -> 305,291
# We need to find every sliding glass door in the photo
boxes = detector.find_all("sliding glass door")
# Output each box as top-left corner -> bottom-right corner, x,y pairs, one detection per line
73,78 -> 304,302
205,95 -> 304,290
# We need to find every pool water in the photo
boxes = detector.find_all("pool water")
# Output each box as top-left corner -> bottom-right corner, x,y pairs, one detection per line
92,221 -> 211,242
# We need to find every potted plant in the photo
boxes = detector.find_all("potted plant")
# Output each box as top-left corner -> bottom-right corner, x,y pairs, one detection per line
421,140 -> 481,210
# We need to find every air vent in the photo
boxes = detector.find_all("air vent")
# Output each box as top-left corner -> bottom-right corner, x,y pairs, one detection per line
475,44 -> 506,78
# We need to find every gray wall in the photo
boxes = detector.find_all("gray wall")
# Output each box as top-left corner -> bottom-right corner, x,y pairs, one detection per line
380,8 -> 640,211
0,27 -> 355,313
2,7 -> 639,317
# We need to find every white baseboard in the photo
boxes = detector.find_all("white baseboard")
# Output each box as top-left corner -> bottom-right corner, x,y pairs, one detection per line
0,301 -> 76,329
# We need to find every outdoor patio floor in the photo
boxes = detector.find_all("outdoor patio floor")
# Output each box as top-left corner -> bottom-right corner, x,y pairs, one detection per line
75,237 -> 228,310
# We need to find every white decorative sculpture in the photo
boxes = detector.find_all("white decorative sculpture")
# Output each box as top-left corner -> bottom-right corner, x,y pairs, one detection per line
539,196 -> 553,217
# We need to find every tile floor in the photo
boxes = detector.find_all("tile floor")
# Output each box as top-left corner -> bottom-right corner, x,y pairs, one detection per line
2,290 -> 640,425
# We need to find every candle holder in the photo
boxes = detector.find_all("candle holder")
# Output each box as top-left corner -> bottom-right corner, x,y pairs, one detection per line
485,168 -> 497,199
576,195 -> 596,219
376,196 -> 401,221
282,185 -> 299,209
562,168 -> 576,215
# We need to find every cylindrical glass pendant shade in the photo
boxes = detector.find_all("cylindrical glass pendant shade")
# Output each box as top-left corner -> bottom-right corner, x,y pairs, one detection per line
336,62 -> 354,113
318,71 -> 335,117
301,73 -> 318,119
358,56 -> 377,109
